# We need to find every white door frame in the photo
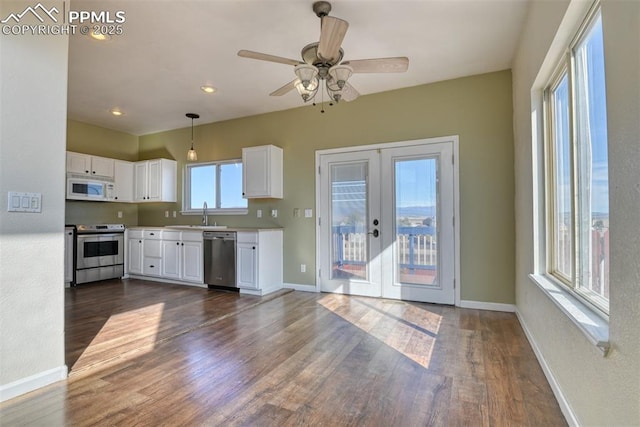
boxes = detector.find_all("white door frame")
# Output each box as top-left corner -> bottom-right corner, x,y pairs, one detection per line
314,136 -> 461,306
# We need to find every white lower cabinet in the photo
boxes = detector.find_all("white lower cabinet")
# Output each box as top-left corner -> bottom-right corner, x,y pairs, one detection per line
236,230 -> 283,296
126,228 -> 281,292
237,242 -> 258,289
127,230 -> 144,275
143,240 -> 162,277
161,231 -> 203,284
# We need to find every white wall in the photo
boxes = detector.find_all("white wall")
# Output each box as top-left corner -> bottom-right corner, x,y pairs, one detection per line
512,0 -> 640,425
0,3 -> 69,400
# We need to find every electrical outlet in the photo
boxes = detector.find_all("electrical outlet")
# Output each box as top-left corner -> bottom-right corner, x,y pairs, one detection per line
164,211 -> 169,218
271,209 -> 278,218
257,209 -> 262,218
117,211 -> 123,218
304,208 -> 313,218
300,264 -> 306,273
293,208 -> 300,217
173,211 -> 177,218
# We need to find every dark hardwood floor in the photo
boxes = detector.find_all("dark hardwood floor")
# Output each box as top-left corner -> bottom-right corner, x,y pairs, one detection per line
0,279 -> 567,426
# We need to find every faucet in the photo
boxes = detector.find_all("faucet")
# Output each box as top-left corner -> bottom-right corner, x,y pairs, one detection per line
202,201 -> 208,226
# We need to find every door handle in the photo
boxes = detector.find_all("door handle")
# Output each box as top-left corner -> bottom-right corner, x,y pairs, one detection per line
368,229 -> 379,238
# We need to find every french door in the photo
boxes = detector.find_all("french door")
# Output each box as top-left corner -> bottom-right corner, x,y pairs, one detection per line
317,138 -> 457,304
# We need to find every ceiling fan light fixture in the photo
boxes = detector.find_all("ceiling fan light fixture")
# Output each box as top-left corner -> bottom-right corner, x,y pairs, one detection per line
328,64 -> 353,89
294,64 -> 319,89
185,113 -> 200,162
295,78 -> 319,102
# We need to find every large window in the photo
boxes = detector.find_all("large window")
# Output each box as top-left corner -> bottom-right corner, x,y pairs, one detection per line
544,6 -> 609,315
183,160 -> 247,214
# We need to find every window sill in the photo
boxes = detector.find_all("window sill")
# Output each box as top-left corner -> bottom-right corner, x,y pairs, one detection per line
528,274 -> 610,356
181,209 -> 248,216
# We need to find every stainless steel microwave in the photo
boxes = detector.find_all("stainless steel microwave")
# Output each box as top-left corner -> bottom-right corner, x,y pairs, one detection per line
66,175 -> 115,201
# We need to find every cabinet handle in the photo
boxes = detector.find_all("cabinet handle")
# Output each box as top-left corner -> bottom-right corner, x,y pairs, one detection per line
181,243 -> 184,246
92,171 -> 96,174
176,242 -> 179,245
139,240 -> 142,243
253,246 -> 256,250
115,197 -> 118,200
85,170 -> 89,173
150,232 -> 154,235
150,265 -> 154,268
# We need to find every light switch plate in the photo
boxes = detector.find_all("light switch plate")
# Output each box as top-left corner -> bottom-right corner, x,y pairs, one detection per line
7,191 -> 41,213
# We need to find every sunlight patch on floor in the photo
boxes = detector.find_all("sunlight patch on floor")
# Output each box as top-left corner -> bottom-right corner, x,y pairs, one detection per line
72,302 -> 165,372
317,294 -> 441,368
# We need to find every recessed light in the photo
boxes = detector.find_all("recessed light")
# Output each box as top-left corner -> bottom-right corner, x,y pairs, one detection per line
89,30 -> 112,42
110,109 -> 123,116
200,85 -> 216,94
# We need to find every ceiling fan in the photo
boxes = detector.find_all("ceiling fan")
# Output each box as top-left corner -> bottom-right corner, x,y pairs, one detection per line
237,1 -> 409,109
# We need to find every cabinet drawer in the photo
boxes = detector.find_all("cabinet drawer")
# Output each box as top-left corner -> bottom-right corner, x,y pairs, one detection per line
237,232 -> 258,244
162,231 -> 181,241
181,231 -> 203,242
127,229 -> 143,239
144,230 -> 162,240
143,257 -> 162,276
144,239 -> 161,257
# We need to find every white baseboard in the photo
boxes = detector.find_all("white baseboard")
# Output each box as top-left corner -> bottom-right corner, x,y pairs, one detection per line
283,283 -> 318,292
515,309 -> 577,427
458,300 -> 516,312
0,365 -> 68,403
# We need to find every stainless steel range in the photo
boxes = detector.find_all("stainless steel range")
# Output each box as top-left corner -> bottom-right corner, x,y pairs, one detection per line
75,224 -> 125,284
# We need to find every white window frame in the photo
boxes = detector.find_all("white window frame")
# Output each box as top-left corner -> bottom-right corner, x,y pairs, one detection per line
530,0 -> 610,355
542,3 -> 609,318
182,159 -> 248,215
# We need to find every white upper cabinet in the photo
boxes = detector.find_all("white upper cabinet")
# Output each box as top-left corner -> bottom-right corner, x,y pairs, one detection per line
66,151 -> 114,179
242,145 -> 283,199
113,160 -> 134,202
134,159 -> 177,202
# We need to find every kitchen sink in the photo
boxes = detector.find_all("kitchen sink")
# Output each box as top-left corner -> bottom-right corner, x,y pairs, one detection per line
165,225 -> 228,230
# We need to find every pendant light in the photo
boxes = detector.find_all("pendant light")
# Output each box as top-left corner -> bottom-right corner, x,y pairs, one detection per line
186,113 -> 199,161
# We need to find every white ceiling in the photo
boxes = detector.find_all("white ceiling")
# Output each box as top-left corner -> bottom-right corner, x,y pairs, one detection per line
67,0 -> 530,135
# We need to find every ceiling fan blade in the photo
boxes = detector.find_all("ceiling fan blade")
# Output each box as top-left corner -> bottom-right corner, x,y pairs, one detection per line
318,16 -> 349,62
270,79 -> 298,96
342,82 -> 360,102
341,57 -> 409,73
237,50 -> 301,66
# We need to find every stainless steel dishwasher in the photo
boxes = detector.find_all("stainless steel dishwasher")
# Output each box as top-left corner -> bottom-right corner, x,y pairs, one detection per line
203,231 -> 237,288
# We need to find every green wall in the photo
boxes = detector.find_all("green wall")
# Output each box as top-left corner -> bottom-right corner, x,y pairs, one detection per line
65,119 -> 139,226
137,70 -> 515,303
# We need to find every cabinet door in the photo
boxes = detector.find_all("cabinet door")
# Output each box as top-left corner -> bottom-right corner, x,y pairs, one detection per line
127,238 -> 143,275
134,162 -> 148,201
147,160 -> 161,201
242,147 -> 269,198
237,243 -> 257,289
113,160 -> 133,202
91,156 -> 115,178
182,241 -> 203,283
67,152 -> 91,175
161,240 -> 181,279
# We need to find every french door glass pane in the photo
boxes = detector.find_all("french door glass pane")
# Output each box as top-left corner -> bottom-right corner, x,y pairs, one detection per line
330,163 -> 368,280
551,73 -> 572,279
395,158 -> 438,285
574,12 -> 609,306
